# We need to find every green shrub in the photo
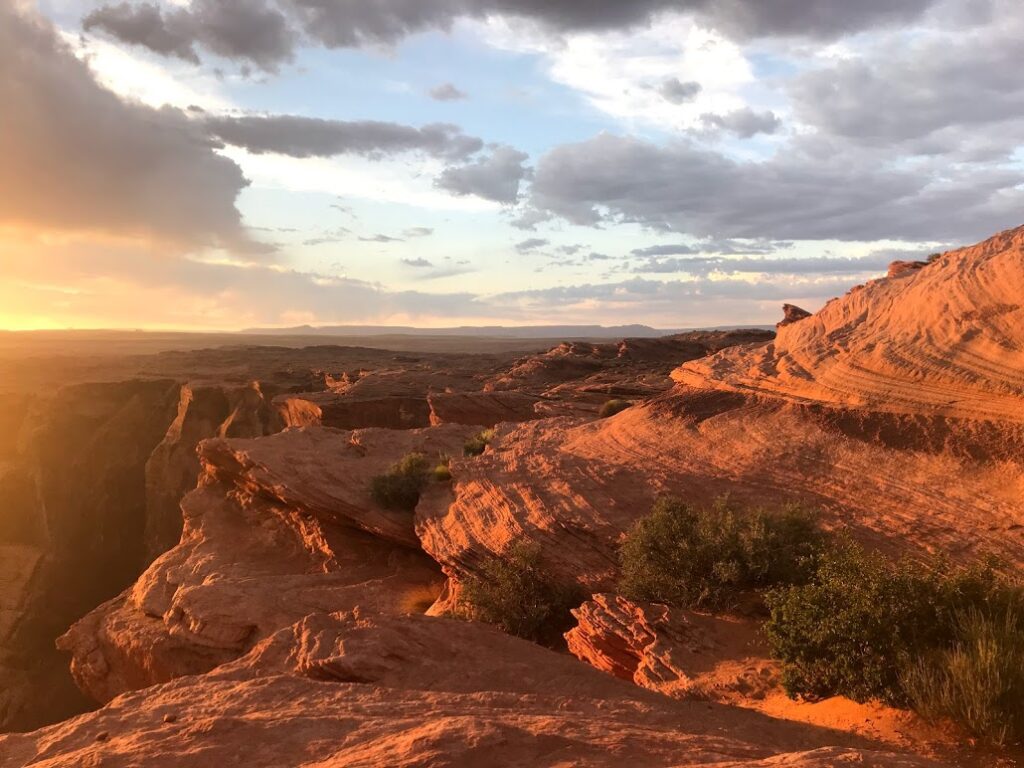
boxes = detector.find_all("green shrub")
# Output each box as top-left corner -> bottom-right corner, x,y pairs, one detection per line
463,428 -> 496,457
598,399 -> 632,418
618,497 -> 824,611
764,541 -> 1019,707
903,608 -> 1024,746
458,542 -> 581,645
370,452 -> 430,511
433,462 -> 452,482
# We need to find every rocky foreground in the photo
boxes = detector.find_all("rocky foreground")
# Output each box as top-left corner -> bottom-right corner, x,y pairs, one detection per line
4,227 -> 1024,766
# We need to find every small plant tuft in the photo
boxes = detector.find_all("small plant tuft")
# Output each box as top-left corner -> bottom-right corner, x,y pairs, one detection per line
902,607 -> 1024,746
458,542 -> 581,645
463,428 -> 496,457
370,452 -> 430,512
598,399 -> 632,418
618,496 -> 824,611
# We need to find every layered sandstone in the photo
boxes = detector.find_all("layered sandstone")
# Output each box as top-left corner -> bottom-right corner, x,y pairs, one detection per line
420,228 -> 1024,608
3,611 -> 940,767
58,425 -> 469,702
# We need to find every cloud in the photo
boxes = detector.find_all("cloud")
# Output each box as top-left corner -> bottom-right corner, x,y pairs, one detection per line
85,0 -> 295,72
203,115 -> 484,160
81,0 -> 950,70
359,234 -> 404,243
489,274 -> 874,320
429,82 -> 468,101
658,77 -> 701,104
526,132 -> 1024,242
83,2 -> 200,63
700,107 -> 781,138
515,238 -> 549,253
403,227 -> 435,238
0,3 -> 256,251
631,240 -> 787,257
632,253 -> 897,276
435,145 -> 530,203
401,257 -> 434,267
0,237 -> 484,328
789,12 -> 1024,160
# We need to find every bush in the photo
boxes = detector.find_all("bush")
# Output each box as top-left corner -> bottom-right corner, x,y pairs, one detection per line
433,462 -> 452,482
618,497 -> 824,611
903,608 -> 1024,746
598,399 -> 632,418
764,541 -> 1020,708
463,428 -> 496,457
370,452 -> 430,511
458,542 -> 581,644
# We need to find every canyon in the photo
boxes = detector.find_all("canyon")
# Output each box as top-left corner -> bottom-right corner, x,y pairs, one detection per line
2,226 -> 1024,766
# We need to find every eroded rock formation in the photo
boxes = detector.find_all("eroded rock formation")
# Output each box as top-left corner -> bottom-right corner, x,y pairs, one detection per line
3,611 -> 939,767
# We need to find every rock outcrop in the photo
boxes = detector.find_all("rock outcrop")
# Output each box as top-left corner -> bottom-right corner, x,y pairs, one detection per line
145,381 -> 282,558
777,304 -> 811,327
58,425 -> 469,702
2,611 -> 941,767
420,227 -> 1024,607
566,594 -> 775,700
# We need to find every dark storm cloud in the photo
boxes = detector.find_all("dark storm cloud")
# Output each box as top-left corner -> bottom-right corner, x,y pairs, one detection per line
82,0 -> 948,70
435,145 -> 530,204
85,0 -> 295,71
526,133 -> 1024,242
203,115 -> 484,160
429,82 -> 469,101
659,78 -> 701,104
0,3 -> 257,251
83,2 -> 200,62
701,108 -> 781,138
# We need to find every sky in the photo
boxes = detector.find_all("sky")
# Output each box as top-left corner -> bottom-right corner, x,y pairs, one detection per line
1,0 -> 1023,331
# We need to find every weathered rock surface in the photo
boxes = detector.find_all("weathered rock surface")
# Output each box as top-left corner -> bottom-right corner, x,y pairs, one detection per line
566,595 -> 775,699
2,611 -> 941,767
58,425 -> 469,702
0,381 -> 180,731
428,390 -> 546,426
777,304 -> 811,327
145,381 -> 282,558
420,228 -> 1024,605
486,330 -> 775,402
675,227 -> 1024,422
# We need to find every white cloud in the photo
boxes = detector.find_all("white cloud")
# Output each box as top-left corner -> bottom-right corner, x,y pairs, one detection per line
221,147 -> 501,211
475,14 -> 760,133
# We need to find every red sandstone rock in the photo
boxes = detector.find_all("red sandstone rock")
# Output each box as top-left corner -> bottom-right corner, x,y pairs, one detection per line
566,594 -> 775,699
57,425 -> 468,702
3,611 -> 943,767
887,260 -> 929,278
777,304 -> 811,327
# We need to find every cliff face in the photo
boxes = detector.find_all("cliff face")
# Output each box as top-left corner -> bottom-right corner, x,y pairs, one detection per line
1,378 -> 289,730
58,425 -> 469,702
144,381 -> 282,559
1,380 -> 180,731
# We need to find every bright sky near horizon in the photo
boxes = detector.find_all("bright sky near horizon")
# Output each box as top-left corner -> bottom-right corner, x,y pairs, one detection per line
2,0 -> 1023,330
